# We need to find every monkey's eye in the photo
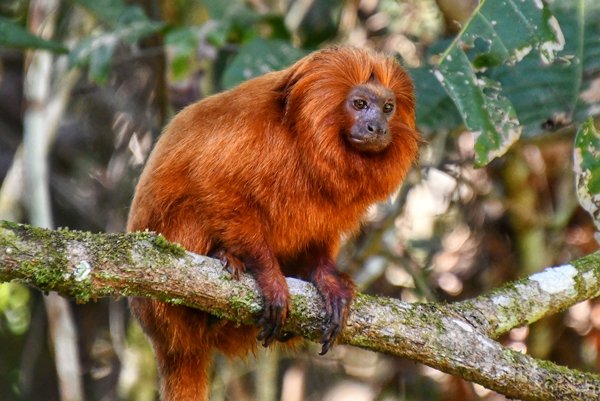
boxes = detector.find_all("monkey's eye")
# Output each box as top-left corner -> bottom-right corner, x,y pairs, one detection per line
383,102 -> 394,114
353,99 -> 367,110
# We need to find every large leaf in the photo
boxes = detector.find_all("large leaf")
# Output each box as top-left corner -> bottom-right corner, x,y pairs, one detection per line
0,16 -> 67,53
221,38 -> 307,89
574,119 -> 600,235
434,0 -> 564,166
490,0 -> 600,138
417,1 -> 600,143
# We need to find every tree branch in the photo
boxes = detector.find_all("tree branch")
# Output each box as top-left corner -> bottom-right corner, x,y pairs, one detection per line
456,258 -> 600,339
1,220 -> 599,400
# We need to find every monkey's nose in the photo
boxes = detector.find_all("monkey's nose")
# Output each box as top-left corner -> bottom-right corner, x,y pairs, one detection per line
366,122 -> 387,136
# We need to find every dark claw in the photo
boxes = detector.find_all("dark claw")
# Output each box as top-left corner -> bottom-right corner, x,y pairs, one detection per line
319,297 -> 348,354
320,340 -> 333,356
312,269 -> 354,355
257,302 -> 287,347
225,263 -> 237,278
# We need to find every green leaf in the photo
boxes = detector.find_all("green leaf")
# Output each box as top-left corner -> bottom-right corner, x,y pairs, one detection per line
291,0 -> 341,47
68,4 -> 164,84
410,67 -> 461,134
419,1 -> 600,140
574,118 -> 600,232
488,0 -> 600,138
221,38 -> 308,89
201,0 -> 240,20
436,48 -> 520,166
116,6 -> 165,44
206,21 -> 230,47
74,0 -> 165,38
69,34 -> 116,84
71,0 -> 128,27
0,16 -> 67,53
573,1 -> 600,125
434,0 -> 564,166
165,27 -> 200,80
87,38 -> 115,85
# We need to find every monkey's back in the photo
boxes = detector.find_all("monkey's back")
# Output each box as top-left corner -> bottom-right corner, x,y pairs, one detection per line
128,71 -> 350,258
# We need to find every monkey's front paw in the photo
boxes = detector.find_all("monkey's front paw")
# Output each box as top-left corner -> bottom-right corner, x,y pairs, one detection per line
210,248 -> 245,279
256,291 -> 289,347
312,271 -> 355,355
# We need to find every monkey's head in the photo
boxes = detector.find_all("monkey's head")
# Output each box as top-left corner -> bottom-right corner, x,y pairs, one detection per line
345,81 -> 396,153
279,46 -> 420,202
281,46 -> 418,157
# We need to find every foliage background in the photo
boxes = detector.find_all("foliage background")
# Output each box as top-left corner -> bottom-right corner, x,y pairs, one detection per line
0,0 -> 599,400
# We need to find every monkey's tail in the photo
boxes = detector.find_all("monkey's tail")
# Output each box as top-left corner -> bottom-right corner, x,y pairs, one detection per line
129,298 -> 213,401
154,349 -> 212,401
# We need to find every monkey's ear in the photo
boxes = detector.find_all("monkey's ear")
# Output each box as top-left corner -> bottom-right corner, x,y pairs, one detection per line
274,72 -> 296,107
273,76 -> 294,120
276,62 -> 304,101
277,52 -> 317,99
275,64 -> 307,121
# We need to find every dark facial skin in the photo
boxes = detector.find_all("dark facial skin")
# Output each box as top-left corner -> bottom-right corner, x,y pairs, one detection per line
345,83 -> 396,153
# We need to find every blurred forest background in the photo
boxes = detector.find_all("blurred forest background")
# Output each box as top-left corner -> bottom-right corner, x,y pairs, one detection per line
1,0 -> 599,401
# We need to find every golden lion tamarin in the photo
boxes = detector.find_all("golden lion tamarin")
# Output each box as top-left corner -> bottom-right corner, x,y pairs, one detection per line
128,46 -> 419,400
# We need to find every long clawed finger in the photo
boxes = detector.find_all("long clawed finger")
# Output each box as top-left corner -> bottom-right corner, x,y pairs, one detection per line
257,304 -> 286,347
319,297 -> 348,355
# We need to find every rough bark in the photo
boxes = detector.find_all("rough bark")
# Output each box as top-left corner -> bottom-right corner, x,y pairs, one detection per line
1,220 -> 599,401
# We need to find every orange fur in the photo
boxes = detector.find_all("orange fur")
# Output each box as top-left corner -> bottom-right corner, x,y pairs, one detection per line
128,46 -> 419,400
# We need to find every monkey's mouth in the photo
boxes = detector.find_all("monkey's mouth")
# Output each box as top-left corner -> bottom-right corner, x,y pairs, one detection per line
346,132 -> 391,153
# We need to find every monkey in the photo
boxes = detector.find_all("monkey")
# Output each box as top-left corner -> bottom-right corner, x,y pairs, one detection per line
127,46 -> 419,400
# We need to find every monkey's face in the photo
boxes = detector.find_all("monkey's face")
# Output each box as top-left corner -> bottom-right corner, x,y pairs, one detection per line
344,84 -> 396,153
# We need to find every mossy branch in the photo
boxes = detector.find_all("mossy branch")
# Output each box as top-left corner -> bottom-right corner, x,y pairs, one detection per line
1,220 -> 599,400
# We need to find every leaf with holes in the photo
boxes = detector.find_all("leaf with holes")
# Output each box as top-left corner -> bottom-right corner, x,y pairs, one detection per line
434,0 -> 564,166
